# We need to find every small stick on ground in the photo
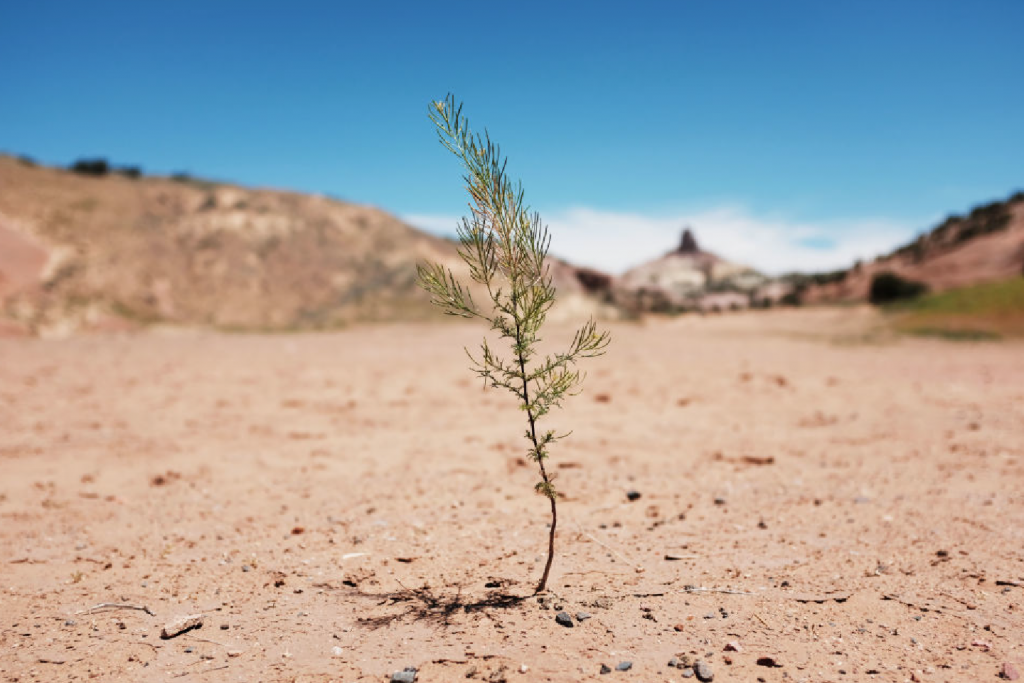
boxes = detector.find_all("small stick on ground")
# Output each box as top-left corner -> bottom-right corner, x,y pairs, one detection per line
78,602 -> 155,617
679,586 -> 754,596
185,635 -> 229,648
173,665 -> 229,678
569,518 -> 646,574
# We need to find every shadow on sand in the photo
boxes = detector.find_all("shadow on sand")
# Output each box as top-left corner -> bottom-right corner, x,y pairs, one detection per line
346,581 -> 532,629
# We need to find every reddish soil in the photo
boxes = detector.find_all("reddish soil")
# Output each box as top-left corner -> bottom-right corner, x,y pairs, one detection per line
1,310 -> 1022,682
0,217 -> 48,300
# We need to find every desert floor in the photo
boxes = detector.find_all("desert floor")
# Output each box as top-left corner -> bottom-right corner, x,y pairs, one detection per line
1,308 -> 1022,683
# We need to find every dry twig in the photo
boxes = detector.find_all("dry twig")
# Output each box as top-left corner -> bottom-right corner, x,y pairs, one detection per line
679,586 -> 754,596
78,602 -> 155,617
569,518 -> 646,574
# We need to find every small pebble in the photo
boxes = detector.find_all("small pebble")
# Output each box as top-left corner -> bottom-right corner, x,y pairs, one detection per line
626,490 -> 641,502
756,656 -> 782,668
668,657 -> 680,668
555,611 -> 574,628
64,620 -> 76,627
616,661 -> 632,671
600,664 -> 612,674
1002,662 -> 1020,681
713,497 -> 727,506
575,612 -> 591,622
391,667 -> 417,683
220,623 -> 229,630
681,667 -> 695,678
703,612 -> 716,619
695,660 -> 714,681
331,646 -> 343,657
241,565 -> 252,572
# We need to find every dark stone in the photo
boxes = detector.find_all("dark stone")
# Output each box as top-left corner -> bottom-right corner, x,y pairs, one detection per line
575,267 -> 613,294
756,656 -> 782,668
679,228 -> 699,254
616,661 -> 632,671
713,497 -> 727,506
555,611 -> 574,628
668,657 -> 680,668
600,664 -> 612,675
626,490 -> 642,502
695,660 -> 714,681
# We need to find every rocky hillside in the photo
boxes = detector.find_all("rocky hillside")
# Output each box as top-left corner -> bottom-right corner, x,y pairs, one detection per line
0,156 -> 611,336
613,229 -> 767,312
800,191 -> 1024,304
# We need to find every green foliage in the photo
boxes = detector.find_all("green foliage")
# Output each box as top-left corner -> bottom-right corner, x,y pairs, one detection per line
70,158 -> 110,176
417,94 -> 608,592
886,278 -> 1024,340
869,271 -> 928,305
115,165 -> 142,179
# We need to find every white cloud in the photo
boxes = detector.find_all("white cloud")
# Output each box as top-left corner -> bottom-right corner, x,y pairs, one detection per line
403,206 -> 923,275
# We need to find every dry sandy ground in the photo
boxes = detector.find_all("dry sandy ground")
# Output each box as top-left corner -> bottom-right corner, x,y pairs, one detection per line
1,308 -> 1022,682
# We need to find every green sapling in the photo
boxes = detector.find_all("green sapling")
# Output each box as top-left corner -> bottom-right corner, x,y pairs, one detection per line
417,94 -> 609,593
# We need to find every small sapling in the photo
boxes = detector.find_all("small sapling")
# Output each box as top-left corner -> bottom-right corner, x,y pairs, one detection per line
418,95 -> 609,593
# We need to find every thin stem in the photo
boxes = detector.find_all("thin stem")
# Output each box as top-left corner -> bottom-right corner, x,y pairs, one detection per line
516,313 -> 557,594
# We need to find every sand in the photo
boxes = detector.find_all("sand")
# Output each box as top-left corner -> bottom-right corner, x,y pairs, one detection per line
1,309 -> 1022,682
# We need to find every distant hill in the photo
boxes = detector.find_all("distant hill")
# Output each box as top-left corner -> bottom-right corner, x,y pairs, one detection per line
0,156 -> 612,336
800,191 -> 1024,304
613,228 -> 768,312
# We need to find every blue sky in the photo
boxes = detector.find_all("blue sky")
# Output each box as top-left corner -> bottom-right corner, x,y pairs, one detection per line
2,1 -> 1021,273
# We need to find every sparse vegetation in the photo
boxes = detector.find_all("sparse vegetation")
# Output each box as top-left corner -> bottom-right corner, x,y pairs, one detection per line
417,95 -> 609,593
887,277 -> 1024,339
69,158 -> 143,178
70,158 -> 110,176
869,271 -> 928,305
115,165 -> 142,179
892,191 -> 1022,261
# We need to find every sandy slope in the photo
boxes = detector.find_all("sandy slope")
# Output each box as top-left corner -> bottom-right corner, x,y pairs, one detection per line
1,309 -> 1022,682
